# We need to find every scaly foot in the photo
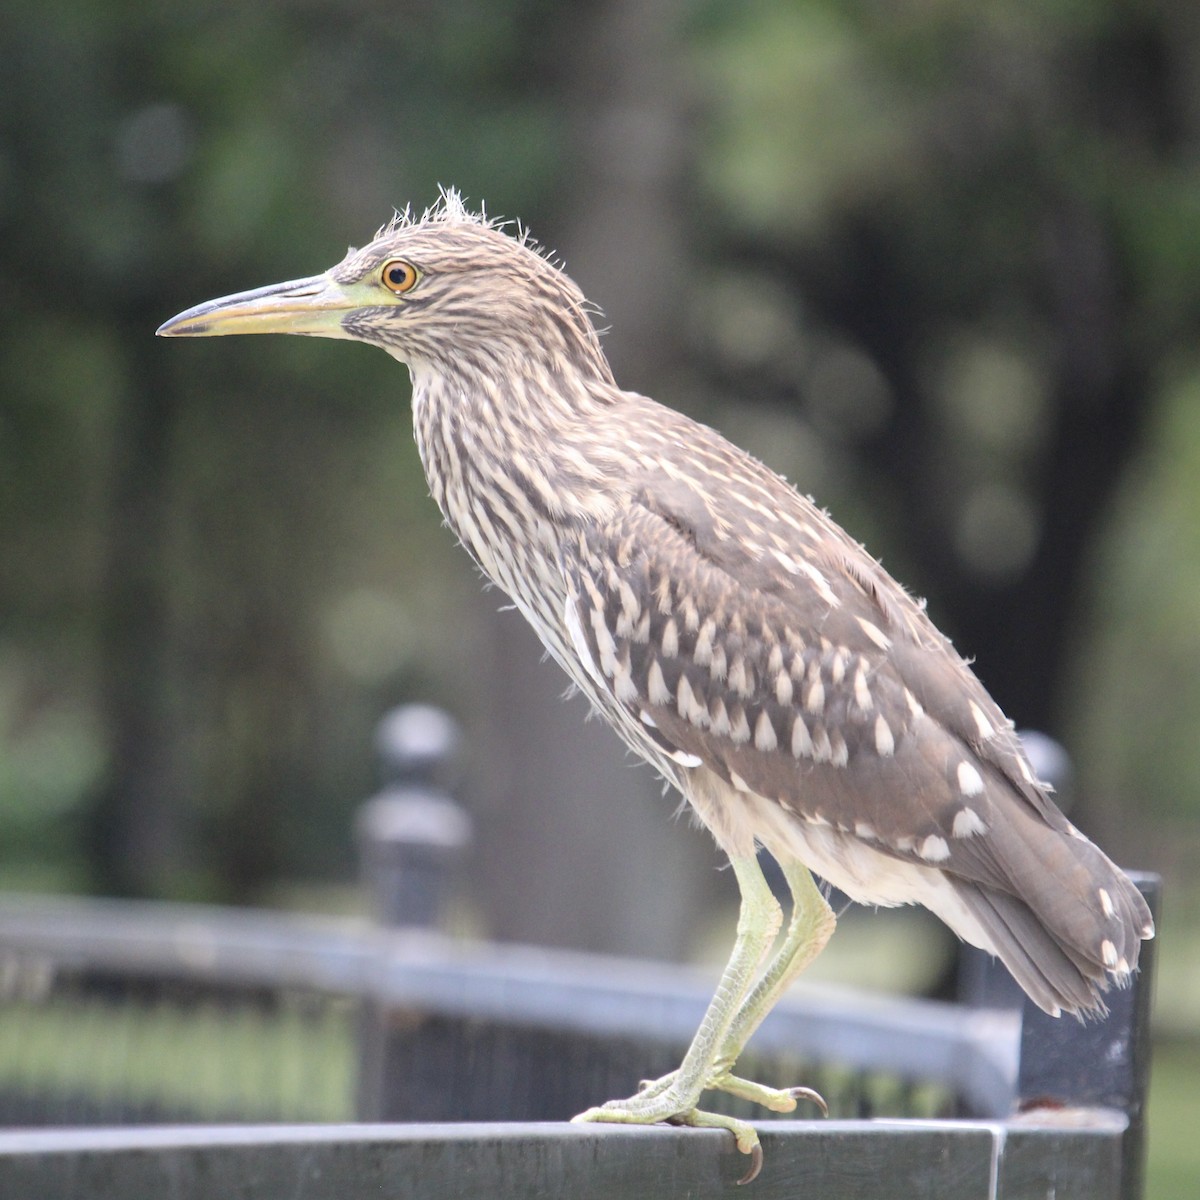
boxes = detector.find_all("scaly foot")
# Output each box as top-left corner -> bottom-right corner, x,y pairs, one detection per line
635,1067 -> 828,1115
571,1090 -> 765,1184
570,856 -> 828,1183
572,1073 -> 826,1184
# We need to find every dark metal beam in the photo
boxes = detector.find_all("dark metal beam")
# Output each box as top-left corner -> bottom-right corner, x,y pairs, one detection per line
0,1115 -> 1127,1200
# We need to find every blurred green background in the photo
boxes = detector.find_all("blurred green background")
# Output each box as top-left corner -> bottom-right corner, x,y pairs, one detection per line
2,0 -> 1198,1192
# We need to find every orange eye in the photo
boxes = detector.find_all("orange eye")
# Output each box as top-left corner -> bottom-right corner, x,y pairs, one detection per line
381,259 -> 420,294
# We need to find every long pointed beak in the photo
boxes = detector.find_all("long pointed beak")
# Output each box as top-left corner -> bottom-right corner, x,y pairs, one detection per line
156,274 -> 356,339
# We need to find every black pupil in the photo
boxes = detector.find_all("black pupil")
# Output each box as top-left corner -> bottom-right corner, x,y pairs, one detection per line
388,264 -> 410,289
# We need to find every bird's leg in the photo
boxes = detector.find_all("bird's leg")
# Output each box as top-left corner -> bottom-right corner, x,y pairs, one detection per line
635,860 -> 836,1115
697,860 -> 836,1111
571,853 -> 782,1173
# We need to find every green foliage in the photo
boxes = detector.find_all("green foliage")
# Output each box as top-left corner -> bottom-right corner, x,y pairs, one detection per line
0,989 -> 354,1121
1070,361 -> 1200,829
1147,1035 -> 1200,1200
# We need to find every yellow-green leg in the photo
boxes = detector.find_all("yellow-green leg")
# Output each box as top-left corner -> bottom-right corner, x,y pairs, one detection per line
571,853 -> 782,1179
696,860 -> 836,1111
634,859 -> 836,1116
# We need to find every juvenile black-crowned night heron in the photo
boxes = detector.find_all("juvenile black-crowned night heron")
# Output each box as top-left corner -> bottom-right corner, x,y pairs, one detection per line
159,191 -> 1153,1182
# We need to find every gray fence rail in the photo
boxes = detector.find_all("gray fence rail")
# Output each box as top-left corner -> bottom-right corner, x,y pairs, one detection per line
0,893 -> 1016,1114
0,1114 -> 1130,1200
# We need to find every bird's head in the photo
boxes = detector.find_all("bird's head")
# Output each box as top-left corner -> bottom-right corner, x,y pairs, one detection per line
158,189 -> 612,382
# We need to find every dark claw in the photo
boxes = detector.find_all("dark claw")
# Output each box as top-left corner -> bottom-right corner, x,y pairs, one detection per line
736,1141 -> 764,1186
787,1085 -> 828,1116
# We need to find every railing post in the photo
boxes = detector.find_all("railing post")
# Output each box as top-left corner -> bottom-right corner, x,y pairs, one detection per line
355,705 -> 472,1122
1015,871 -> 1160,1200
354,705 -> 471,929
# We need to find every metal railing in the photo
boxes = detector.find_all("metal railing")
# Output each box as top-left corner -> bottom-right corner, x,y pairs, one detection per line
0,708 -> 1160,1198
0,894 -> 1007,1121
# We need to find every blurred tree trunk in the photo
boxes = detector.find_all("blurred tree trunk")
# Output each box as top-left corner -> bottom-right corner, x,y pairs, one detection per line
962,205 -> 1150,734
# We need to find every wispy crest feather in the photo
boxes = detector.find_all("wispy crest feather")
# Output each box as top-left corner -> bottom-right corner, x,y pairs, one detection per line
375,186 -> 558,267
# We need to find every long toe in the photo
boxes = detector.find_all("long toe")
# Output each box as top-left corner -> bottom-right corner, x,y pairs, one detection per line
669,1109 -> 764,1184
704,1070 -> 829,1115
570,1086 -> 688,1128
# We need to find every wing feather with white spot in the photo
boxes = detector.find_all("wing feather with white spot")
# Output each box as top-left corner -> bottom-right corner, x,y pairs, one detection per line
564,495 -> 1039,882
562,488 -> 1151,1009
